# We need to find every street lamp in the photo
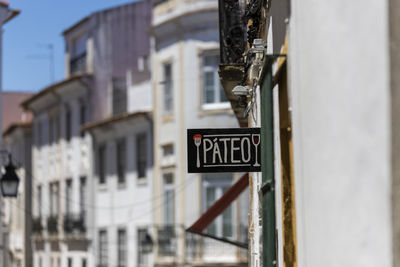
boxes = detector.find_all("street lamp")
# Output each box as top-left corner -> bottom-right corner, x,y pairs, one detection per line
0,154 -> 19,197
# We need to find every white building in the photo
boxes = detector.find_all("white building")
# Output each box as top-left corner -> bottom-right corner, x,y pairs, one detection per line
22,1 -> 153,267
151,0 -> 249,266
22,75 -> 93,267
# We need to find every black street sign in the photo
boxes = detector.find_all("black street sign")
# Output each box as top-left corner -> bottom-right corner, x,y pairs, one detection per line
187,128 -> 261,173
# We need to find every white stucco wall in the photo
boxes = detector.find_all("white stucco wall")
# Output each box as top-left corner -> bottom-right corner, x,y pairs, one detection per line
128,80 -> 152,113
92,116 -> 154,267
288,0 -> 392,266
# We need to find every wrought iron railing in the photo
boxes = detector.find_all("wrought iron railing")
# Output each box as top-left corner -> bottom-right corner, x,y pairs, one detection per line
32,217 -> 43,234
154,224 -> 248,263
47,215 -> 58,234
157,225 -> 177,257
185,226 -> 248,262
64,213 -> 86,234
70,53 -> 86,74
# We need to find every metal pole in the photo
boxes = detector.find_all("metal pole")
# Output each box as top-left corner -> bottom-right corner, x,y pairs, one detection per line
260,59 -> 276,267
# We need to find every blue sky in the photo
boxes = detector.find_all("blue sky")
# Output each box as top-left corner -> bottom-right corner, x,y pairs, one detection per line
3,0 -> 137,93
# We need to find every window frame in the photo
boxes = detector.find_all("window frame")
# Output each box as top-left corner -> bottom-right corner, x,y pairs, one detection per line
200,51 -> 230,110
163,172 -> 175,225
117,228 -> 127,267
80,100 -> 87,137
116,138 -> 127,185
162,62 -> 173,116
136,133 -> 147,181
202,173 -> 234,238
137,228 -> 149,267
98,144 -> 106,185
65,179 -> 73,216
65,104 -> 72,142
98,229 -> 108,267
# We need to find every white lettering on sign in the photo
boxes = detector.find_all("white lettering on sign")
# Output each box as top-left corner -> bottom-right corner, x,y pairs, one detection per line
241,137 -> 251,163
196,134 -> 258,167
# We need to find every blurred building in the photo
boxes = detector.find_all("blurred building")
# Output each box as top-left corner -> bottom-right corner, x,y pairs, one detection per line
21,1 -> 152,267
0,2 -> 20,266
2,91 -> 32,267
151,0 -> 248,266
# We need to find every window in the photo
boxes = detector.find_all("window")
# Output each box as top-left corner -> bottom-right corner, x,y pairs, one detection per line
98,144 -> 106,185
117,229 -> 127,267
72,34 -> 87,58
81,259 -> 87,267
116,138 -> 126,184
80,177 -> 86,216
137,229 -> 149,267
65,179 -> 72,215
49,182 -> 59,216
70,34 -> 87,74
163,63 -> 173,115
112,77 -> 127,116
68,258 -> 73,267
136,134 -> 147,180
80,101 -> 87,137
202,173 -> 233,238
65,105 -> 72,142
163,173 -> 174,225
37,185 -> 42,218
162,144 -> 174,157
202,53 -> 228,107
98,230 -> 108,267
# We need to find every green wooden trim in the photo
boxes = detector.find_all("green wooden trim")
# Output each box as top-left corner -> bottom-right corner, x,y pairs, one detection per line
260,59 -> 277,267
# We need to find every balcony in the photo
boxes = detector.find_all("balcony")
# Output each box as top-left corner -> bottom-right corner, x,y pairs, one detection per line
155,224 -> 248,264
64,213 -> 86,235
47,215 -> 58,234
70,52 -> 86,74
32,217 -> 43,234
157,225 -> 177,257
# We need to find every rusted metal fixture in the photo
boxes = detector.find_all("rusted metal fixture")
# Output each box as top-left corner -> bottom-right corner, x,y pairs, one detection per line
218,64 -> 247,127
218,0 -> 245,64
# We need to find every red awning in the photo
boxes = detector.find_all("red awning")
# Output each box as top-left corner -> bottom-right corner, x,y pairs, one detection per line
186,173 -> 249,248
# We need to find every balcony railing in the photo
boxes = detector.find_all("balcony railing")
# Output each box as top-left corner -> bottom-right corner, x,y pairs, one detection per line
157,225 -> 177,257
155,224 -> 248,263
70,52 -> 86,74
64,213 -> 86,234
32,217 -> 43,234
47,215 -> 58,234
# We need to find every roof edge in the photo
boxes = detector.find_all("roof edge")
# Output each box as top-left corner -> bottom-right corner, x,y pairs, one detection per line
21,74 -> 91,110
82,111 -> 152,131
4,9 -> 20,24
3,122 -> 32,137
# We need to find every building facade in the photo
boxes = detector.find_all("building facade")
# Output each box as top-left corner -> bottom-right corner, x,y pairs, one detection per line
22,1 -> 152,267
151,1 -> 248,266
23,75 -> 93,267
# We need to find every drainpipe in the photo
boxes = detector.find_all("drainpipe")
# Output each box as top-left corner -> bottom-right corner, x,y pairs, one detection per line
247,39 -> 277,267
260,59 -> 276,267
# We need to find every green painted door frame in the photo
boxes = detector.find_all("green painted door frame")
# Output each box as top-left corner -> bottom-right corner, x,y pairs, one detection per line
260,59 -> 277,267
